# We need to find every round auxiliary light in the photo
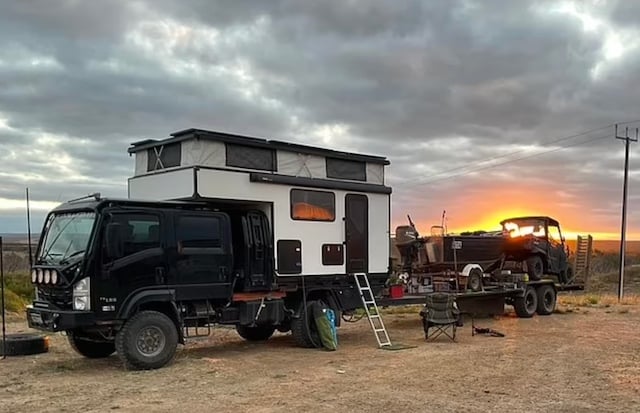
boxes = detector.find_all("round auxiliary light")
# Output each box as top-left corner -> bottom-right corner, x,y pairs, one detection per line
51,270 -> 59,285
31,269 -> 38,283
43,269 -> 51,284
37,269 -> 44,283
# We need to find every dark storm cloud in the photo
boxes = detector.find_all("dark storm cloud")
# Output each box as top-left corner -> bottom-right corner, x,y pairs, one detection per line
0,0 -> 638,235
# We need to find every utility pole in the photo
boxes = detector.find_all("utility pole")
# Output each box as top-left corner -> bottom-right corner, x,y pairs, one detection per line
616,125 -> 638,302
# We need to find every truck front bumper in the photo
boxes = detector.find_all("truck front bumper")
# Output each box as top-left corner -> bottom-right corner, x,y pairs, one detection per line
27,304 -> 95,332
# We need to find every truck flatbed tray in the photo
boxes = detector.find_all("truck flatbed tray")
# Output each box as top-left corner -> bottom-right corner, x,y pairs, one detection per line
377,287 -> 520,307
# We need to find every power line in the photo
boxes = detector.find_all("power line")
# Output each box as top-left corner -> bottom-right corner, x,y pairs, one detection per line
402,120 -> 640,186
397,132 -> 610,188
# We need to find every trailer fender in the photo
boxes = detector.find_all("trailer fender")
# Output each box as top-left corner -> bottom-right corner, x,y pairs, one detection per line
461,264 -> 486,277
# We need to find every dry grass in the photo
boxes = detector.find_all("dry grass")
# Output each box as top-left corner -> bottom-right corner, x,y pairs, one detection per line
558,293 -> 640,307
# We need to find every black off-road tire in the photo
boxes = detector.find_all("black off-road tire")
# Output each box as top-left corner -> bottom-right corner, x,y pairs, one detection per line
68,332 -> 115,358
536,284 -> 557,316
0,333 -> 49,356
526,256 -> 544,281
115,311 -> 178,370
236,325 -> 276,341
291,300 -> 322,348
467,268 -> 484,292
514,286 -> 538,318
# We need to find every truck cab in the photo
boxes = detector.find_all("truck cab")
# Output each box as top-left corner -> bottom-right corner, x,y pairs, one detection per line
27,197 -> 286,369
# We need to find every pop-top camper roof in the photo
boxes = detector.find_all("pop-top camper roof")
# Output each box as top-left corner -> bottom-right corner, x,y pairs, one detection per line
127,128 -> 391,193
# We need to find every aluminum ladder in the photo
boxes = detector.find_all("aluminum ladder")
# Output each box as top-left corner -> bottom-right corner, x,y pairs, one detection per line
353,273 -> 392,348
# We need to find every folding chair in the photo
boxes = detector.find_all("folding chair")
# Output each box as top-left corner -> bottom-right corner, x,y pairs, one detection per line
420,293 -> 460,342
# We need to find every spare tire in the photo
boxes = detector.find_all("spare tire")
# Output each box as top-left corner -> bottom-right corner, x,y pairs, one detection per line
0,333 -> 49,356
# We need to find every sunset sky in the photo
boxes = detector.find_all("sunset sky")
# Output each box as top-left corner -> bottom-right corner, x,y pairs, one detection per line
0,1 -> 639,240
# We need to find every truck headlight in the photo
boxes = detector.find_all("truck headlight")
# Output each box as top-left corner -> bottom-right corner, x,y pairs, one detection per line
73,296 -> 89,311
72,277 -> 91,311
31,269 -> 38,283
51,270 -> 59,285
44,269 -> 51,284
37,269 -> 44,283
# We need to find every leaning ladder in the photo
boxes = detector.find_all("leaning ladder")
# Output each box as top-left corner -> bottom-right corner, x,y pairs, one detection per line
353,273 -> 392,348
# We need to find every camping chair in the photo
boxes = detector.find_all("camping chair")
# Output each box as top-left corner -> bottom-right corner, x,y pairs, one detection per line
420,293 -> 460,342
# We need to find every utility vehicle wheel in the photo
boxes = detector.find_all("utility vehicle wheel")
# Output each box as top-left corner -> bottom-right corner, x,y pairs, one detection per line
115,311 -> 178,370
526,256 -> 544,281
236,325 -> 276,341
536,285 -> 556,316
0,333 -> 49,356
514,286 -> 538,318
467,268 -> 483,292
291,300 -> 322,348
68,332 -> 115,358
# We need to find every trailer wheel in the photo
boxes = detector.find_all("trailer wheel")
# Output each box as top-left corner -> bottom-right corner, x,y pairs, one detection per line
526,256 -> 544,281
467,268 -> 483,292
514,286 -> 538,318
0,333 -> 49,356
291,301 -> 322,348
235,325 -> 276,341
115,310 -> 178,370
536,285 -> 556,315
68,332 -> 115,358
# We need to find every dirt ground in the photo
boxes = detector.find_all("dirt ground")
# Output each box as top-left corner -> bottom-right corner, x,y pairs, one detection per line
2,304 -> 640,413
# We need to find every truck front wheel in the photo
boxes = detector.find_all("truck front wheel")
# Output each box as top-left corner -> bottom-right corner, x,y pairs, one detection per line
236,325 -> 275,341
514,286 -> 538,318
115,311 -> 178,370
536,285 -> 557,315
68,332 -> 115,359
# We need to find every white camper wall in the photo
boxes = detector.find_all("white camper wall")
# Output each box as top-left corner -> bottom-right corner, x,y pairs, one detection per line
128,168 -> 194,200
195,168 -> 389,276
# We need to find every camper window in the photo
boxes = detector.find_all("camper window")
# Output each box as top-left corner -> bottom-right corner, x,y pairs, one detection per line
326,158 -> 366,181
226,143 -> 276,171
290,189 -> 335,221
147,143 -> 181,171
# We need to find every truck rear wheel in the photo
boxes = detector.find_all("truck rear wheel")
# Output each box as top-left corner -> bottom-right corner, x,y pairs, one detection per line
514,286 -> 538,318
536,285 -> 556,315
526,256 -> 544,281
291,301 -> 322,348
115,311 -> 178,370
68,332 -> 115,358
236,325 -> 275,341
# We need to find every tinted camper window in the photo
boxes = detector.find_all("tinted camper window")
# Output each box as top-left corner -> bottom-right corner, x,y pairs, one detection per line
326,158 -> 366,181
226,144 -> 276,171
147,143 -> 181,171
290,189 -> 335,221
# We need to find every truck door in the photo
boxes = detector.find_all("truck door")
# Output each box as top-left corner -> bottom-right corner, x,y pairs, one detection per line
171,212 -> 233,300
99,211 -> 168,311
345,194 -> 368,274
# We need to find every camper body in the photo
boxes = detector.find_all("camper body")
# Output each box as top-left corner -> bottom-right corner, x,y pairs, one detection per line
26,129 -> 391,370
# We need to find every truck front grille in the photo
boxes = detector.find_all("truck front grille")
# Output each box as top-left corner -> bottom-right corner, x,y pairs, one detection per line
37,286 -> 73,309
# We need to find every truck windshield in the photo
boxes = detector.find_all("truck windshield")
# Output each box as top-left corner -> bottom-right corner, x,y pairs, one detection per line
38,212 -> 96,265
503,219 -> 546,238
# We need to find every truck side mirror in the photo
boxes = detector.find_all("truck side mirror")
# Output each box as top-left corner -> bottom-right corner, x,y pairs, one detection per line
105,223 -> 124,260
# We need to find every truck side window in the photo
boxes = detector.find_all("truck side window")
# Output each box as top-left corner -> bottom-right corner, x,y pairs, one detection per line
108,214 -> 161,259
176,216 -> 221,248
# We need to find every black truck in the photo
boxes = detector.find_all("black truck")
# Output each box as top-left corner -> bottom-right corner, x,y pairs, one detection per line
27,197 -> 369,370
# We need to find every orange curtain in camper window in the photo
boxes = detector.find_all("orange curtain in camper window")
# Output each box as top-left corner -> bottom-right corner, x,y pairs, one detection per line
290,189 -> 335,221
